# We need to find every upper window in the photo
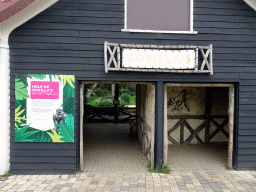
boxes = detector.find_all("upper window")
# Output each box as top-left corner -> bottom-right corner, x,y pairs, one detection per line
122,0 -> 197,34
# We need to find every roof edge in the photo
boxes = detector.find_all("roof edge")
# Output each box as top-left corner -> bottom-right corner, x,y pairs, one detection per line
244,0 -> 256,11
0,0 -> 36,23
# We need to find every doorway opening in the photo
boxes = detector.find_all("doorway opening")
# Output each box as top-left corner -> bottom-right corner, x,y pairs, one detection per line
79,82 -> 155,172
163,84 -> 235,171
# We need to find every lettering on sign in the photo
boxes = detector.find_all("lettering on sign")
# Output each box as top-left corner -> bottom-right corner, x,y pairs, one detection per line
122,49 -> 196,69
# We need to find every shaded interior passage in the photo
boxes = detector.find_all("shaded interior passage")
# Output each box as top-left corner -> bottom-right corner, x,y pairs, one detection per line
168,144 -> 228,171
83,123 -> 148,172
166,86 -> 231,171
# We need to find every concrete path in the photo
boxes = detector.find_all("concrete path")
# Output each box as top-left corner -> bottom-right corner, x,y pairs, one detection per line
1,170 -> 256,192
83,123 -> 148,172
168,144 -> 228,171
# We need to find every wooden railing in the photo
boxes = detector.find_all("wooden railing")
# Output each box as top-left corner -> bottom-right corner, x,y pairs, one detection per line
85,105 -> 136,123
168,115 -> 229,144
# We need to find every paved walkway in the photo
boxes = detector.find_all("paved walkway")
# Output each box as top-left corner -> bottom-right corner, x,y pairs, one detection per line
83,123 -> 148,172
2,170 -> 256,192
168,144 -> 228,171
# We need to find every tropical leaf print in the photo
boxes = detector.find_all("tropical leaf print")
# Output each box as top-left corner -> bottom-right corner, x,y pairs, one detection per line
15,78 -> 29,100
15,74 -> 29,87
58,123 -> 74,142
62,98 -> 75,115
15,125 -> 40,142
57,75 -> 75,88
46,129 -> 64,143
35,131 -> 52,142
15,106 -> 27,128
65,114 -> 74,129
27,74 -> 46,80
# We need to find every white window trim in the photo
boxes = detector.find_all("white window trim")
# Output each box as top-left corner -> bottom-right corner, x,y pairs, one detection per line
122,0 -> 198,34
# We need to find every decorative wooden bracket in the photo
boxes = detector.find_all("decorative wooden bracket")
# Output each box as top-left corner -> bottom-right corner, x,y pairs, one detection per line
104,41 -> 213,75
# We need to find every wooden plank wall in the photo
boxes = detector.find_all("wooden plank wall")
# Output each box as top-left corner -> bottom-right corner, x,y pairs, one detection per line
8,0 -> 256,172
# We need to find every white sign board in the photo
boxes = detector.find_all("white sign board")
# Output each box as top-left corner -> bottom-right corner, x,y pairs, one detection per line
27,76 -> 63,131
122,49 -> 196,69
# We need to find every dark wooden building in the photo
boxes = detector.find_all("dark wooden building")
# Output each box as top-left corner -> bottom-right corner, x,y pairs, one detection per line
6,0 -> 256,174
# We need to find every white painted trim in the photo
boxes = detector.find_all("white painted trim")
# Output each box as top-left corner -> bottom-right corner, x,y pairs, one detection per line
123,0 -> 196,34
121,29 -> 198,34
0,0 -> 58,175
124,0 -> 127,30
190,0 -> 194,32
244,0 -> 256,11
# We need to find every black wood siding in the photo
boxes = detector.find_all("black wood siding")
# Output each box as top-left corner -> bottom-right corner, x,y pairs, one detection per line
9,0 -> 256,173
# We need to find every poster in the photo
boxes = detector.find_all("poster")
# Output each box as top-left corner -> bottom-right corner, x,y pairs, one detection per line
15,74 -> 75,143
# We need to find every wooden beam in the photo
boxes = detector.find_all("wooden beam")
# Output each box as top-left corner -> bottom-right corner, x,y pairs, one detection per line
205,88 -> 212,144
180,119 -> 185,144
168,135 -> 179,144
184,120 -> 204,144
114,84 -> 119,123
184,121 -> 207,144
166,83 -> 233,87
168,119 -> 182,135
209,118 -> 229,140
168,115 -> 206,119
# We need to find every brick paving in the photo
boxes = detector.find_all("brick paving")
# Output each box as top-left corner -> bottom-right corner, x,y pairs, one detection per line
168,144 -> 228,171
2,170 -> 256,191
3,124 -> 252,191
83,124 -> 148,172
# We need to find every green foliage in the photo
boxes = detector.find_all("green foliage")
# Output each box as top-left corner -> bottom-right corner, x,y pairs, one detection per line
95,89 -> 111,97
15,106 -> 26,129
119,93 -> 131,107
1,171 -> 11,178
147,160 -> 171,174
62,97 -> 75,115
224,164 -> 232,170
27,74 -> 46,80
35,131 -> 52,142
15,78 -> 29,100
65,114 -> 74,129
150,165 -> 171,174
147,160 -> 151,169
62,82 -> 75,115
15,125 -> 40,142
58,75 -> 75,88
16,74 -> 29,87
58,123 -> 74,142
160,165 -> 171,174
46,129 -> 64,143
95,97 -> 113,107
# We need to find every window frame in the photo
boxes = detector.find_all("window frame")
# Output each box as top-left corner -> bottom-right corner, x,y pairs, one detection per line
121,0 -> 197,34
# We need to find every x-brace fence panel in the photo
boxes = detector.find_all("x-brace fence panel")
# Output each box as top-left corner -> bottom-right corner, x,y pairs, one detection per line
104,41 -> 213,75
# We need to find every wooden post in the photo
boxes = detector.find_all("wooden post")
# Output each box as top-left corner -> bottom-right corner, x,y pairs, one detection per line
80,83 -> 84,171
136,84 -> 140,140
151,84 -> 155,170
114,84 -> 119,123
155,81 -> 164,170
228,85 -> 234,168
180,119 -> 184,144
205,88 -> 211,144
163,84 -> 168,165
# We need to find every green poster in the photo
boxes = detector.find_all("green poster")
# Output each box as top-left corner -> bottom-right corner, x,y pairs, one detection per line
14,74 -> 75,143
